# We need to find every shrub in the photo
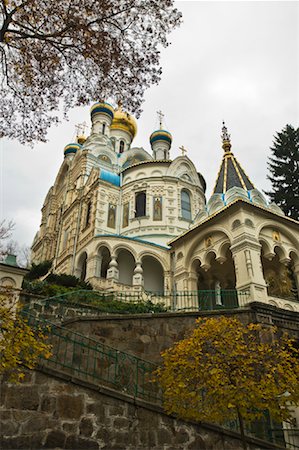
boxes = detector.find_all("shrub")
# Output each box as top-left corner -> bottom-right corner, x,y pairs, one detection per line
25,260 -> 52,280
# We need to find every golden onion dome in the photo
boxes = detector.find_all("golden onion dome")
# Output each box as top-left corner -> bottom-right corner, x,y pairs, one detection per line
110,108 -> 137,139
77,135 -> 86,145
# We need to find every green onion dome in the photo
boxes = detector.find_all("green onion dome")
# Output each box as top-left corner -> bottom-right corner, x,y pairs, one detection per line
63,143 -> 82,157
90,102 -> 115,120
150,129 -> 172,146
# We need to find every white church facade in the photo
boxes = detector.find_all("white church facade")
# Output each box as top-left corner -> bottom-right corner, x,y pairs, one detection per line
31,102 -> 299,312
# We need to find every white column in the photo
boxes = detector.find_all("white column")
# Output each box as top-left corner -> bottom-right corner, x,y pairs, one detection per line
107,255 -> 119,281
133,261 -> 144,287
231,240 -> 268,305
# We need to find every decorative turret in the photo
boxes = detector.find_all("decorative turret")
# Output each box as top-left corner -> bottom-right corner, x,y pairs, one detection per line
90,101 -> 114,135
150,110 -> 172,160
204,122 -> 285,217
110,102 -> 137,153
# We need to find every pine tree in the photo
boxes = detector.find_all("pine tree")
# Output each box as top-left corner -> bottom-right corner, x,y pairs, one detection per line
265,125 -> 299,220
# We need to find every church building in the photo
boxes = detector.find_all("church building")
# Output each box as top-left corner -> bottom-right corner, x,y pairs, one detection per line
31,102 -> 299,312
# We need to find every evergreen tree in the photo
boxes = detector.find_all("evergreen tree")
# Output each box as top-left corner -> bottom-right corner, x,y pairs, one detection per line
265,125 -> 299,220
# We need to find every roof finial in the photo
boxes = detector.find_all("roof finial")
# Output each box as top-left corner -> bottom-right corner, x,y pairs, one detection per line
221,121 -> 232,152
157,110 -> 164,129
75,121 -> 87,144
179,145 -> 187,156
117,99 -> 123,111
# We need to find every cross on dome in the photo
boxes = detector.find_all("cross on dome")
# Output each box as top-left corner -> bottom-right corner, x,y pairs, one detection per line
179,145 -> 187,156
75,121 -> 88,136
157,110 -> 164,129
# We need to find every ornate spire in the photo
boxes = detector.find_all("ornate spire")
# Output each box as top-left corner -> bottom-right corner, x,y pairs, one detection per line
221,121 -> 232,152
212,124 -> 255,194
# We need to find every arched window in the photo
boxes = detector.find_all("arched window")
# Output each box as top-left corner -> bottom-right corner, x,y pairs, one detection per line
102,123 -> 106,134
181,189 -> 191,220
85,201 -> 91,228
119,140 -> 125,153
135,191 -> 146,217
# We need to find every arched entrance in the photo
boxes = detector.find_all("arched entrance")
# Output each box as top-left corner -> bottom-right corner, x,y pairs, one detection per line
196,249 -> 237,309
117,249 -> 135,286
142,255 -> 164,292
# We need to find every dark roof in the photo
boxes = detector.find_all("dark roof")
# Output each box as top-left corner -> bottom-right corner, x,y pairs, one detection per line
213,151 -> 255,194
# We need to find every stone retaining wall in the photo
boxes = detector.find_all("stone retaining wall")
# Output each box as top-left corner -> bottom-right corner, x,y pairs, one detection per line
64,303 -> 299,363
0,368 -> 283,450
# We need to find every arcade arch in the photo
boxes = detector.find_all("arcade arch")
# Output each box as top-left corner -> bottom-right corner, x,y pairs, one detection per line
97,246 -> 111,279
117,249 -> 135,286
77,251 -> 87,281
260,244 -> 298,300
142,255 -> 164,292
191,248 -> 237,308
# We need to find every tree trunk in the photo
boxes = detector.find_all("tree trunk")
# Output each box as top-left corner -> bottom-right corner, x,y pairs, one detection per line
237,407 -> 248,450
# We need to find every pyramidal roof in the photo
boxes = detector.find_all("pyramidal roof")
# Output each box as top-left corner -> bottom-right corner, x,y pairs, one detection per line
213,123 -> 255,194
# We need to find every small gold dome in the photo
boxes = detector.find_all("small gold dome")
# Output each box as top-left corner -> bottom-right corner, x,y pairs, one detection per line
77,135 -> 86,145
110,108 -> 137,139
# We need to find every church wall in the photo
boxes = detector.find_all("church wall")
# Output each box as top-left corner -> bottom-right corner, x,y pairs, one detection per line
120,162 -> 205,245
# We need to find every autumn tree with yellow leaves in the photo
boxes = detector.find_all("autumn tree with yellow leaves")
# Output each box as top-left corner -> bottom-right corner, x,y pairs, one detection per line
0,0 -> 181,143
0,294 -> 51,382
156,316 -> 299,449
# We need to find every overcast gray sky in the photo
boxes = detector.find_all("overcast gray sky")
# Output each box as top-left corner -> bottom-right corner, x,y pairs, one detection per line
1,1 -> 298,249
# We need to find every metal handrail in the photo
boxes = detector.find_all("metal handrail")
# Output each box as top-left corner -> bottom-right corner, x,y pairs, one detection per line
22,288 -> 250,314
22,311 -> 160,402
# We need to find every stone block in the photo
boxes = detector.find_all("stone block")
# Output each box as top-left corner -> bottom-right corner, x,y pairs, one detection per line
108,405 -> 125,417
40,395 -> 56,413
12,410 -> 32,422
137,408 -> 159,427
0,410 -> 12,421
157,428 -> 173,444
79,417 -> 94,437
57,395 -> 84,419
65,435 -> 99,449
113,431 -> 130,446
0,420 -> 19,436
21,416 -> 51,434
113,417 -> 130,429
63,421 -> 78,433
96,427 -> 112,443
174,429 -> 191,444
44,430 -> 66,448
87,402 -> 106,422
5,386 -> 39,410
